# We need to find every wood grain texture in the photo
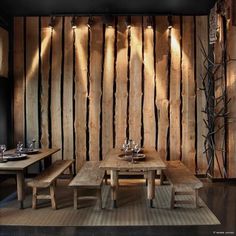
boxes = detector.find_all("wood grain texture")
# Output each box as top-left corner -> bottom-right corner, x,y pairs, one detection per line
89,17 -> 103,161
227,22 -> 236,178
129,16 -> 142,145
181,16 -> 196,172
51,17 -> 63,160
169,16 -> 181,161
40,17 -> 51,149
143,16 -> 155,149
195,16 -> 208,174
69,161 -> 104,187
25,17 -> 39,147
74,17 -> 88,170
13,17 -> 25,145
115,16 -> 128,148
63,17 -> 74,161
28,160 -> 73,188
155,16 -> 169,159
214,15 -> 225,178
102,23 -> 115,157
0,27 -> 8,77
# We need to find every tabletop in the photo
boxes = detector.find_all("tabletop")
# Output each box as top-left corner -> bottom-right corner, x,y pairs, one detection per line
99,148 -> 166,171
0,148 -> 60,171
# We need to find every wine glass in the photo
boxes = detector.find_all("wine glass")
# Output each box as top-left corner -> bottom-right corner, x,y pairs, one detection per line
16,142 -> 23,156
0,144 -> 6,161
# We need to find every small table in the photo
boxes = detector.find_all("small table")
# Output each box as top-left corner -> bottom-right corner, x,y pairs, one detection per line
99,148 -> 166,208
0,148 -> 60,209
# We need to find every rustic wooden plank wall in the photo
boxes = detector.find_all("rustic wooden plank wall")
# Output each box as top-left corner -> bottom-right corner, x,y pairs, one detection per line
12,16 -> 236,177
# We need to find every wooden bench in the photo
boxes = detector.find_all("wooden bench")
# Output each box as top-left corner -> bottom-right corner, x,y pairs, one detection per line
27,160 -> 73,209
160,160 -> 203,209
69,161 -> 105,210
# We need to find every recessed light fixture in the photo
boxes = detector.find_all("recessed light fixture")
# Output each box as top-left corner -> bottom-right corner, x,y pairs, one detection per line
126,16 -> 131,29
168,15 -> 172,29
71,16 -> 77,29
147,16 -> 153,29
49,16 -> 56,29
87,16 -> 94,29
103,15 -> 114,28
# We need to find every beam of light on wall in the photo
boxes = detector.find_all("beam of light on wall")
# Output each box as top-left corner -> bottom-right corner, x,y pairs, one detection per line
75,25 -> 87,94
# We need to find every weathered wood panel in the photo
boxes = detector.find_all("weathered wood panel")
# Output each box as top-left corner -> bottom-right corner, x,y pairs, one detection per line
0,27 -> 8,77
196,16 -> 208,174
115,16 -> 128,148
89,17 -> 103,161
214,15 -> 226,178
143,16 -> 155,149
40,17 -> 51,149
51,17 -> 63,160
63,17 -> 74,160
169,16 -> 181,161
181,16 -> 195,172
102,23 -> 115,157
25,17 -> 39,147
129,16 -> 142,145
13,17 -> 25,145
74,17 -> 88,170
155,16 -> 169,159
227,21 -> 236,178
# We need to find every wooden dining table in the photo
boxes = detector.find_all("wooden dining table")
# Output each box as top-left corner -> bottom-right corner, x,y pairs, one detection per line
0,148 -> 60,209
99,148 -> 166,208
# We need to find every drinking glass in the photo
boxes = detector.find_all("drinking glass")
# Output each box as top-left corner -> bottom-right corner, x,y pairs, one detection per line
16,142 -> 23,155
0,144 -> 6,161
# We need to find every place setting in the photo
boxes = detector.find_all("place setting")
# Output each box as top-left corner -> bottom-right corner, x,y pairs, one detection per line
119,139 -> 145,163
0,139 -> 39,162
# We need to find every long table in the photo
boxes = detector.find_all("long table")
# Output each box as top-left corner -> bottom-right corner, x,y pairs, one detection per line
99,148 -> 166,208
0,148 -> 60,208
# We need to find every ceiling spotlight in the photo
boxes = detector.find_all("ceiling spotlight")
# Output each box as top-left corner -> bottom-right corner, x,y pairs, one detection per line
49,16 -> 56,29
147,16 -> 153,29
126,16 -> 131,29
103,15 -> 114,28
87,16 -> 94,29
168,15 -> 172,29
71,16 -> 77,29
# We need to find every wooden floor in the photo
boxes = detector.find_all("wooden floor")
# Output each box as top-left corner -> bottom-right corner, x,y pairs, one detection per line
0,178 -> 235,236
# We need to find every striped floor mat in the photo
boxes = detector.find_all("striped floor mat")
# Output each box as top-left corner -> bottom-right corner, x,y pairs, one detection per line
0,182 -> 220,226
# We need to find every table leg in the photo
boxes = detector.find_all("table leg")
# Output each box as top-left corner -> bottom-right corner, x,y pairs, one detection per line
147,170 -> 155,208
110,170 -> 118,208
16,172 -> 25,209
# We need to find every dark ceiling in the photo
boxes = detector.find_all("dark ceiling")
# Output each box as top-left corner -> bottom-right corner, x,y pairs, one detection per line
0,0 -> 216,16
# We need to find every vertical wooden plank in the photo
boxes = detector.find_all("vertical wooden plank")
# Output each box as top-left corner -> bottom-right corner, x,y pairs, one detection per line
129,16 -> 142,145
63,17 -> 74,160
169,16 -> 181,161
89,17 -> 103,161
143,16 -> 155,149
181,16 -> 196,172
13,17 -> 25,145
115,16 -> 128,148
51,17 -> 63,160
26,17 -> 39,147
0,27 -> 8,77
227,20 -> 236,178
40,17 -> 51,148
214,15 -> 225,178
155,16 -> 169,159
102,22 -> 115,157
74,17 -> 88,170
196,16 -> 208,174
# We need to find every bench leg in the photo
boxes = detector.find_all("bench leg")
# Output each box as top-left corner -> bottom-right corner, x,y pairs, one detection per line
194,189 -> 199,208
170,186 -> 175,209
74,189 -> 78,210
32,187 -> 37,209
97,188 -> 102,210
50,185 -> 57,210
160,170 -> 164,185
